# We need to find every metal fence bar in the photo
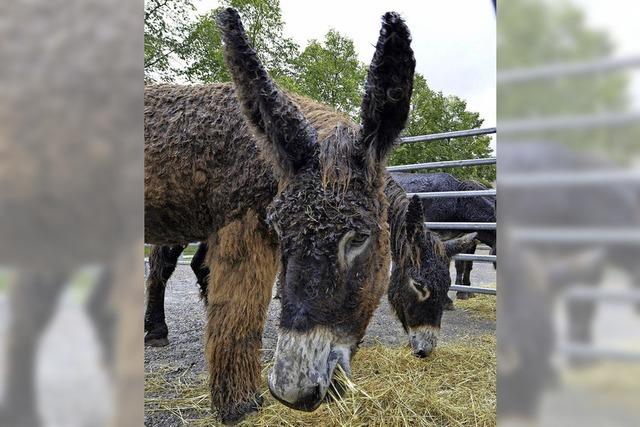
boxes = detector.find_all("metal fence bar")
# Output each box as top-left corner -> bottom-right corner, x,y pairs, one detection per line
498,56 -> 640,84
399,127 -> 496,144
500,111 -> 640,135
144,258 -> 192,265
387,157 -> 496,172
453,254 -> 496,263
426,222 -> 496,230
409,189 -> 496,199
450,285 -> 496,295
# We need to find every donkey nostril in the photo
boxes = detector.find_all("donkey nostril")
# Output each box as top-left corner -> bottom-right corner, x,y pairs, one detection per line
415,349 -> 428,358
313,383 -> 322,399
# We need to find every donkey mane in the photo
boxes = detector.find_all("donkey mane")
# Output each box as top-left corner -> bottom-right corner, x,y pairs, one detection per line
288,94 -> 362,192
385,177 -> 447,272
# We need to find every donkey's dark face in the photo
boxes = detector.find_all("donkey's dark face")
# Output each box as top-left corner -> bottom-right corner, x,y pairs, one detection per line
218,8 -> 414,411
266,170 -> 388,410
389,196 -> 477,358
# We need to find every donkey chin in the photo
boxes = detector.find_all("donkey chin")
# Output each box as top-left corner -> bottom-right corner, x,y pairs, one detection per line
268,327 -> 353,412
408,325 -> 439,358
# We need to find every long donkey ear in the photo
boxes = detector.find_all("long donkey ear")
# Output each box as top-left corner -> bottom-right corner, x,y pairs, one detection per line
360,12 -> 415,167
217,8 -> 317,178
405,195 -> 424,242
444,232 -> 478,258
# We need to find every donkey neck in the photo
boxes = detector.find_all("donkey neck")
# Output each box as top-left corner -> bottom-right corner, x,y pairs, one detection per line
384,176 -> 418,272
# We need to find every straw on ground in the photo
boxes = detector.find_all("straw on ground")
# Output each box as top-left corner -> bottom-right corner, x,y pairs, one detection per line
145,334 -> 496,426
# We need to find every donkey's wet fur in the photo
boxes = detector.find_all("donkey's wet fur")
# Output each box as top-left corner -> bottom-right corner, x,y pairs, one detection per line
392,172 -> 496,305
144,8 -> 415,423
386,179 -> 477,357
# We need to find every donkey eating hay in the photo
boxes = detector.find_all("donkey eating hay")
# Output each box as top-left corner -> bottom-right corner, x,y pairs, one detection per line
145,8 -> 415,423
145,182 -> 478,359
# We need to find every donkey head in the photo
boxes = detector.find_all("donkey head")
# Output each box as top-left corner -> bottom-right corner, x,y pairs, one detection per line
389,196 -> 477,358
218,8 -> 414,411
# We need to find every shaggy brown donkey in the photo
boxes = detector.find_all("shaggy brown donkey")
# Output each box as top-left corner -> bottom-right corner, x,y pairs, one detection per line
144,8 -> 414,423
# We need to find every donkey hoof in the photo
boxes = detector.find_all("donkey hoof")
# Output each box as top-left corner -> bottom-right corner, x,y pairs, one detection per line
144,330 -> 169,347
145,337 -> 169,347
456,292 -> 470,300
218,394 -> 263,425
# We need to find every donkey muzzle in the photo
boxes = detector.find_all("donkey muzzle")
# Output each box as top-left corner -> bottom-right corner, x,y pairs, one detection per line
268,328 -> 351,412
409,325 -> 439,358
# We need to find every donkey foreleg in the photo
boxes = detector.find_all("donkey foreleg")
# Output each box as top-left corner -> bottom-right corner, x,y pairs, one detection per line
204,210 -> 278,424
456,242 -> 477,300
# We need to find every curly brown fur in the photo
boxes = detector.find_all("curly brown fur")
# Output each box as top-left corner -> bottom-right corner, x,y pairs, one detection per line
204,210 -> 278,423
145,8 -> 415,420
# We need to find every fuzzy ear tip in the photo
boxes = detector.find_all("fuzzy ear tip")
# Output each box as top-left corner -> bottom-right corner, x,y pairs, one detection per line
217,7 -> 240,28
381,11 -> 410,35
383,11 -> 401,24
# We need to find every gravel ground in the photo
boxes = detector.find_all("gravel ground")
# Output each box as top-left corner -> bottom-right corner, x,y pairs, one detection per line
144,248 -> 496,425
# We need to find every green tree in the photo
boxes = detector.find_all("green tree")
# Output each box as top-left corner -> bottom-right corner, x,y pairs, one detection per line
390,74 -> 495,185
291,30 -> 367,120
144,0 -> 196,82
177,0 -> 299,84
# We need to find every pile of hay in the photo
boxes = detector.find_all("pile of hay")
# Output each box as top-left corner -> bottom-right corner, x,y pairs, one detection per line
145,334 -> 496,426
454,291 -> 496,322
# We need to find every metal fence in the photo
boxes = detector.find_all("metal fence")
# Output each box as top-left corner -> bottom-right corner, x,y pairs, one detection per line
393,127 -> 498,295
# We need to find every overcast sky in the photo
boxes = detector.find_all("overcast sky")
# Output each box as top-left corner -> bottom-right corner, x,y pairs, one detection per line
197,0 -> 497,128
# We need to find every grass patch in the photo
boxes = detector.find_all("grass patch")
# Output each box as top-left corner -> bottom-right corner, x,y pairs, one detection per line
455,293 -> 496,322
144,245 -> 198,257
145,335 -> 496,426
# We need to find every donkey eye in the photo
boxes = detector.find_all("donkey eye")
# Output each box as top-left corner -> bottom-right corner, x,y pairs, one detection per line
410,279 -> 430,301
338,230 -> 372,268
349,232 -> 370,248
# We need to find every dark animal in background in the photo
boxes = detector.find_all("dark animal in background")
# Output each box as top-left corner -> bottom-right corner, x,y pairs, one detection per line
144,8 -> 415,423
385,178 -> 477,357
392,172 -> 496,307
144,244 -> 209,346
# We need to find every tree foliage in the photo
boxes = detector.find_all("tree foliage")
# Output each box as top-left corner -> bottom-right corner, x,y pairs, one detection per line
178,0 -> 299,84
390,74 -> 495,185
499,0 -> 627,118
144,0 -> 196,82
289,30 -> 367,120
